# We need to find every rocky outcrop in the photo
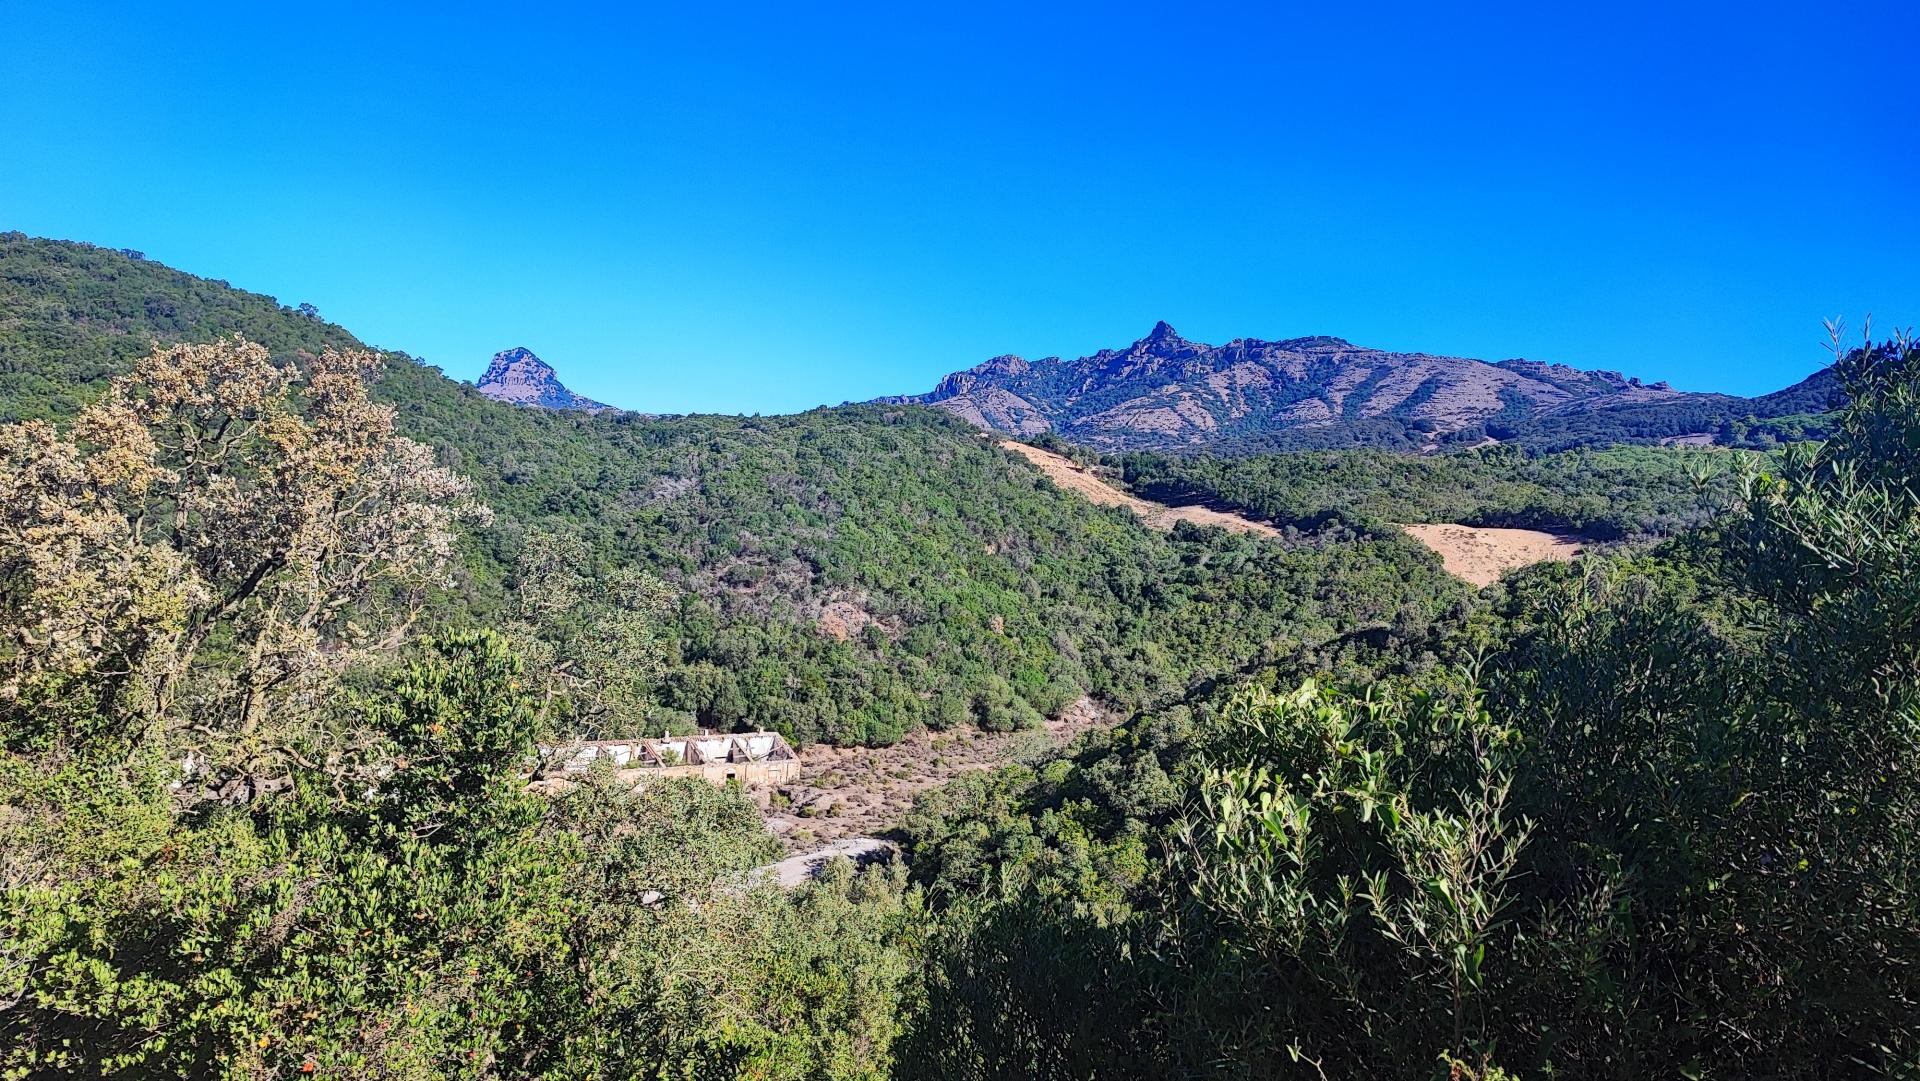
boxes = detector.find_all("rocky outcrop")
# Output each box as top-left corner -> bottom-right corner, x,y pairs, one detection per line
885,323 -> 1705,451
476,347 -> 611,411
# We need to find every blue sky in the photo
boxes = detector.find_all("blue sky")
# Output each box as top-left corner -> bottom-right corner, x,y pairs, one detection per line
3,1 -> 1914,413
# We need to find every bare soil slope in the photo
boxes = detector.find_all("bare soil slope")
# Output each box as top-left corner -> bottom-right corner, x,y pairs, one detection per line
1398,523 -> 1585,587
1000,440 -> 1282,537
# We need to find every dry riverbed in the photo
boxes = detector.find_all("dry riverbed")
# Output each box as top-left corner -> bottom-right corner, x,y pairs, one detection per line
765,696 -> 1107,852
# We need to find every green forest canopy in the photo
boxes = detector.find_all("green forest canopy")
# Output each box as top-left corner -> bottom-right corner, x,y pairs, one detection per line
0,233 -> 1915,1077
2,233 -> 1722,748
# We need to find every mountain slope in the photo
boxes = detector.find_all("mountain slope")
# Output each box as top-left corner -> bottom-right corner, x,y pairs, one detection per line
0,234 -> 1469,747
888,321 -> 1830,453
476,346 -> 611,411
0,232 -> 364,421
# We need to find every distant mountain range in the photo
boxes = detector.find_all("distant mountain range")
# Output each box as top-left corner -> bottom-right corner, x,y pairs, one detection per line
881,322 -> 1835,453
475,347 -> 610,411
0,226 -> 1829,455
469,321 -> 1836,453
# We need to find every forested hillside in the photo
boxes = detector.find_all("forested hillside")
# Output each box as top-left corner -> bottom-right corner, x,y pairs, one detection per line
896,335 -> 1920,1077
0,233 -> 361,421
4,233 -> 1911,1079
404,391 -> 1469,745
0,235 -> 1806,752
1115,442 -> 1741,540
0,235 -> 1471,746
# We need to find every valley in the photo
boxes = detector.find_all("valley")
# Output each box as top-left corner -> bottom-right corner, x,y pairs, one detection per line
4,0 -> 1911,1072
1,233 -> 1911,1080
767,696 -> 1107,852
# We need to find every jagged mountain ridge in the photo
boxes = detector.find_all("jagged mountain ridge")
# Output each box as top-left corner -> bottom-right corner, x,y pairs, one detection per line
476,346 -> 611,411
884,322 -> 1820,452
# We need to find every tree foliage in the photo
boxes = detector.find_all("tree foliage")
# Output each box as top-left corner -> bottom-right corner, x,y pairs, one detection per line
0,338 -> 487,787
900,334 -> 1920,1078
0,346 -> 920,1080
3,236 -> 1913,1080
2,632 -> 920,1079
1119,441 -> 1744,541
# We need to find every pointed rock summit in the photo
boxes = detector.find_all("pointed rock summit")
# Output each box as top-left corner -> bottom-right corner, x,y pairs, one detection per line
1126,319 -> 1199,360
476,347 -> 611,411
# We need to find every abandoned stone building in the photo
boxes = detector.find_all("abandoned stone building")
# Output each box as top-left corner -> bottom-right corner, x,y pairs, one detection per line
547,730 -> 801,787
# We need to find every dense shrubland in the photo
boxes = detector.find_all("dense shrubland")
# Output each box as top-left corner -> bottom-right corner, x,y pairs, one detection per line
2,627 -> 921,1078
415,399 -> 1464,747
1118,442 -> 1746,540
898,332 -> 1920,1078
3,235 -> 1472,749
3,234 -> 1912,1079
0,343 -> 921,1078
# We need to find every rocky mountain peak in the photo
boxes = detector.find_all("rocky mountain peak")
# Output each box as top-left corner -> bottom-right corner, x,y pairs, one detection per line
480,346 -> 553,382
883,324 -> 1724,452
1130,320 -> 1197,354
475,347 -> 611,412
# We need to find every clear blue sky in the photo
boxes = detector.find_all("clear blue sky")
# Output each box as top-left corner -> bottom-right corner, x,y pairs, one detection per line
3,2 -> 1914,413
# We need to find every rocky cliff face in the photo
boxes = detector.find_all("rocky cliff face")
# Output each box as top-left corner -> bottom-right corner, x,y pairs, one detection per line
885,322 -> 1709,451
475,347 -> 611,411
